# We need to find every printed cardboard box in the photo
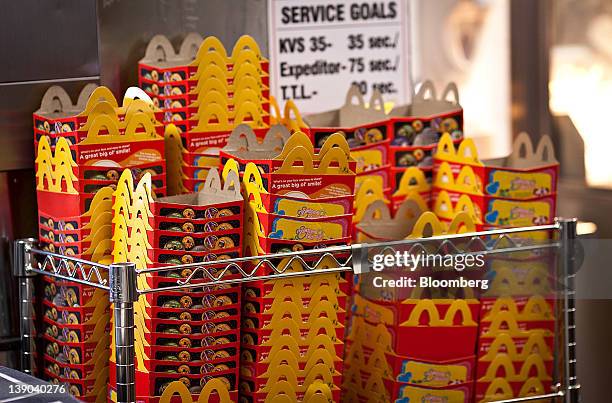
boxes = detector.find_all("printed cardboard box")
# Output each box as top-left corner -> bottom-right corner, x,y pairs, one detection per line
434,132 -> 558,200
139,33 -> 203,111
433,162 -> 556,227
388,81 -> 463,157
33,84 -> 97,149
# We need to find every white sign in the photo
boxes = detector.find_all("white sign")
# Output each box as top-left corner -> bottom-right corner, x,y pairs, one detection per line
267,0 -> 411,114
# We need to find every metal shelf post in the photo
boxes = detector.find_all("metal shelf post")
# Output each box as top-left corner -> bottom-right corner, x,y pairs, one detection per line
12,238 -> 37,375
109,263 -> 137,403
559,218 -> 580,403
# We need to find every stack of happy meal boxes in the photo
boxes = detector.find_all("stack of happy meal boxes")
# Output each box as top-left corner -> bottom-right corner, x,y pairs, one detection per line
387,81 -> 463,196
303,85 -> 391,200
150,34 -> 270,194
109,167 -> 244,402
346,206 -> 481,402
219,130 -> 355,402
138,33 -> 203,113
431,132 -> 559,401
34,85 -> 165,402
432,132 -> 558,230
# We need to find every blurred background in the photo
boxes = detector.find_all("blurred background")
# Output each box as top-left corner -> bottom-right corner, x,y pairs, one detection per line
0,0 -> 610,399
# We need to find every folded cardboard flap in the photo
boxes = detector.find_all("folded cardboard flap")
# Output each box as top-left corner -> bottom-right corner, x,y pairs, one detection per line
391,81 -> 461,118
437,131 -> 558,170
36,85 -> 81,117
506,132 -> 558,169
357,199 -> 424,241
155,168 -> 242,206
304,85 -> 388,127
339,86 -> 387,126
222,124 -> 291,159
178,32 -> 204,60
140,35 -> 178,65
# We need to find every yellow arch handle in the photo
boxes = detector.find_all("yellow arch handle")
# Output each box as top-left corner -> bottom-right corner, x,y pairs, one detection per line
304,348 -> 335,374
82,86 -> 118,116
194,103 -> 229,131
483,378 -> 513,400
159,381 -> 192,403
276,146 -> 314,174
318,132 -> 351,160
283,99 -> 306,130
198,378 -> 232,402
456,138 -> 481,164
447,211 -> 476,234
433,190 -> 454,219
275,131 -> 314,160
435,133 -> 456,160
407,212 -> 445,239
231,35 -> 263,60
265,364 -> 298,388
265,348 -> 299,371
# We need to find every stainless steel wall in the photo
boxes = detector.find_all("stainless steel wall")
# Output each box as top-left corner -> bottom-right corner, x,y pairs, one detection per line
0,0 -> 100,367
97,0 -> 267,95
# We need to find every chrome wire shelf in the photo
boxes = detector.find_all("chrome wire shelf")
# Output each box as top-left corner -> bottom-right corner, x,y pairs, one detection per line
27,247 -> 110,290
12,219 -> 580,403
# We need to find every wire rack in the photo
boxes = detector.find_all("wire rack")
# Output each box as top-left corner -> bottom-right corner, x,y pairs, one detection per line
12,219 -> 580,403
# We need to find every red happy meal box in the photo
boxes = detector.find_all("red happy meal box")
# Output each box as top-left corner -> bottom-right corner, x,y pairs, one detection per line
220,127 -> 358,177
303,86 -> 389,150
347,299 -> 479,361
242,273 -> 350,303
434,132 -> 559,201
388,81 -> 463,155
33,84 -> 97,148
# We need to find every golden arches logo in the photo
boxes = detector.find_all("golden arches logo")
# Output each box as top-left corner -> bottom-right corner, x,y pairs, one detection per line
159,379 -> 231,403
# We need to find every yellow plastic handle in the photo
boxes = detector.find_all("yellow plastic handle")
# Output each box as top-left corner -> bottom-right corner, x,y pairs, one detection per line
407,212 -> 445,239
80,114 -> 121,145
276,146 -> 314,173
435,133 -> 456,160
395,167 -> 430,195
231,35 -> 263,60
270,95 -> 282,124
82,86 -> 118,116
283,99 -> 306,130
456,138 -> 480,164
318,132 -> 351,160
318,146 -> 350,173
447,211 -> 476,234
276,131 -> 315,160
194,103 -> 229,131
